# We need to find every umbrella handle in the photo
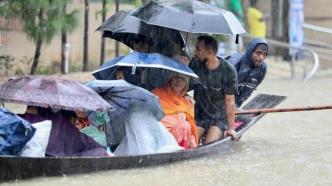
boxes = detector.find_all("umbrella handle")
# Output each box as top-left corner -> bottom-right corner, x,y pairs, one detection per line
131,64 -> 137,75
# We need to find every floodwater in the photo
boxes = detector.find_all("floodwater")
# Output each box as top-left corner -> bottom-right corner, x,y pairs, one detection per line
2,77 -> 332,186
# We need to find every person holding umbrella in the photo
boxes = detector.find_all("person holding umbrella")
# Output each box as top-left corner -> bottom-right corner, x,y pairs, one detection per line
115,35 -> 154,86
189,35 -> 238,144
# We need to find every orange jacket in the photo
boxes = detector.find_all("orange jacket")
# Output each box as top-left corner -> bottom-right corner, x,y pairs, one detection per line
152,87 -> 198,143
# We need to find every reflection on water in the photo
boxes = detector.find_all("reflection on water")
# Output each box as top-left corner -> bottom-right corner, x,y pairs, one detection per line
2,78 -> 332,186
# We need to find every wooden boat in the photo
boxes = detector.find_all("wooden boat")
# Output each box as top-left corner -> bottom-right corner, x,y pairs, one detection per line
0,94 -> 286,182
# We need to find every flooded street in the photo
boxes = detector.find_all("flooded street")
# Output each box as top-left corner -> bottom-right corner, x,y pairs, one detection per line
2,77 -> 332,186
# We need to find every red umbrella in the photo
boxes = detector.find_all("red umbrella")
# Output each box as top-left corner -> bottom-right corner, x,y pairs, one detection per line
0,76 -> 112,112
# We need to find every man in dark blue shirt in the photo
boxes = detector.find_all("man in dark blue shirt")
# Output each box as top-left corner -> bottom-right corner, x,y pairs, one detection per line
227,38 -> 268,107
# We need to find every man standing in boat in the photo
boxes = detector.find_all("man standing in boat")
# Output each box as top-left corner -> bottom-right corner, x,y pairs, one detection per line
226,38 -> 268,107
189,35 -> 238,144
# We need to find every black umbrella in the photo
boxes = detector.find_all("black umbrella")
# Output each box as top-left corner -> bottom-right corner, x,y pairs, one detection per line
97,10 -> 186,56
132,0 -> 246,35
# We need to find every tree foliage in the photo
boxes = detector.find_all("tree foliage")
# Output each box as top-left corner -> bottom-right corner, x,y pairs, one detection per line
0,0 -> 79,74
98,0 -> 113,66
140,0 -> 150,5
1,0 -> 67,43
83,0 -> 89,71
62,4 -> 79,34
61,1 -> 79,74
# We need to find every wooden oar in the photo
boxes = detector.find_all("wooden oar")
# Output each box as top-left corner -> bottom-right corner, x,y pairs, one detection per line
235,105 -> 332,115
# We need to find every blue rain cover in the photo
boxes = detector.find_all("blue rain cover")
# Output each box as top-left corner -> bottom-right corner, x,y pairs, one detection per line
0,108 -> 36,155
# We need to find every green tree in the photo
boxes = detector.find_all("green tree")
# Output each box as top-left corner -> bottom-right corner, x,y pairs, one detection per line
61,1 -> 79,74
134,0 -> 142,7
0,55 -> 14,76
0,0 -> 73,75
99,0 -> 113,66
83,0 -> 89,71
140,0 -> 150,5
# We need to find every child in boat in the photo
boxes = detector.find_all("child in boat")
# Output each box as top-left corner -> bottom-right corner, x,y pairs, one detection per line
152,73 -> 198,149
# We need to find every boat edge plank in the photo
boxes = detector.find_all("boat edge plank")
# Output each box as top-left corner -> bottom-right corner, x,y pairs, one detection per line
0,94 -> 286,182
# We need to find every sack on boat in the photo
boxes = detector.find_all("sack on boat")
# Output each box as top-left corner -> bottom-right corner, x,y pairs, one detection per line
0,108 -> 36,155
88,111 -> 110,127
114,101 -> 183,156
20,120 -> 52,157
80,125 -> 107,147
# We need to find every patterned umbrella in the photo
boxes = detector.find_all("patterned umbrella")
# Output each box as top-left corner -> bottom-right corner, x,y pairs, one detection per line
0,76 -> 112,112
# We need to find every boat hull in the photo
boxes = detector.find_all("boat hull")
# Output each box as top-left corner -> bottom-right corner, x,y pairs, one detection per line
0,94 -> 286,181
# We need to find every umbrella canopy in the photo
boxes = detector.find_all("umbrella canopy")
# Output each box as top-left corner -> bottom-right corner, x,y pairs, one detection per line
92,51 -> 198,79
97,10 -> 185,56
0,76 -> 112,112
132,0 -> 246,35
97,10 -> 147,49
85,79 -> 164,145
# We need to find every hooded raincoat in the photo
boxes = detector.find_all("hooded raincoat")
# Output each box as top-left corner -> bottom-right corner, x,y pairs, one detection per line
227,38 -> 268,107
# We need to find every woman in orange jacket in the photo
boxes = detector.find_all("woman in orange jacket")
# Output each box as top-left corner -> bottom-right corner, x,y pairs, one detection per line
152,73 -> 198,149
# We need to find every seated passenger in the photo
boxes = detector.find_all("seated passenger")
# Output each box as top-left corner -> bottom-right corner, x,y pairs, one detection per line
144,45 -> 189,91
152,73 -> 198,149
114,35 -> 153,88
115,67 -> 144,87
19,106 -> 110,157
